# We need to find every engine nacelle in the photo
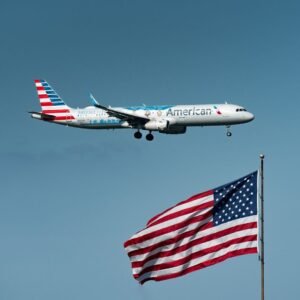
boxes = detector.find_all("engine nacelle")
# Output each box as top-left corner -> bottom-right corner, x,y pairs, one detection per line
144,120 -> 169,131
159,126 -> 187,134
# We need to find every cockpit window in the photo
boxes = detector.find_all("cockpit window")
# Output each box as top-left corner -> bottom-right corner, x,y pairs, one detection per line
236,108 -> 247,112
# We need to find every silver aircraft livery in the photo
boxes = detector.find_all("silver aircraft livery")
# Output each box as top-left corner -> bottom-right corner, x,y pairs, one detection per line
30,80 -> 254,141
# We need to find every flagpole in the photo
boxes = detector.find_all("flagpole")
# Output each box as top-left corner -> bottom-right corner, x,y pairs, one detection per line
259,154 -> 265,300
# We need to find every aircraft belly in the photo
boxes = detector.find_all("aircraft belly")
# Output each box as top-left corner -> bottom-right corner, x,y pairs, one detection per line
70,117 -> 130,129
79,124 -> 125,129
174,115 -> 231,126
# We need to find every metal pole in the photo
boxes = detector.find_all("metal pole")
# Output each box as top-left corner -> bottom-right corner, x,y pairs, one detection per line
259,154 -> 265,300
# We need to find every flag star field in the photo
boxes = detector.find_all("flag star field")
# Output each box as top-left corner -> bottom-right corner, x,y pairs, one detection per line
213,172 -> 257,225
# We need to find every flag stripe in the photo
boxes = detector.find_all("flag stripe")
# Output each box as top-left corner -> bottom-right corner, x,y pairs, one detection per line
132,229 -> 257,272
147,190 -> 213,226
134,235 -> 257,276
136,242 -> 257,282
127,221 -> 213,258
129,220 -> 257,263
124,209 -> 213,248
126,201 -> 214,243
139,248 -> 257,284
148,200 -> 214,228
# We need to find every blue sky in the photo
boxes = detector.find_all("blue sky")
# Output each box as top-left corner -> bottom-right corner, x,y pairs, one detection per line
1,0 -> 299,299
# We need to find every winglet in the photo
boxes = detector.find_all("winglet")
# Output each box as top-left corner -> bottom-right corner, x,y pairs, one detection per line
90,93 -> 99,106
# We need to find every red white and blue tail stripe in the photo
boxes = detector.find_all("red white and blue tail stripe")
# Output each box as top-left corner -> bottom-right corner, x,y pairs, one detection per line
34,79 -> 75,121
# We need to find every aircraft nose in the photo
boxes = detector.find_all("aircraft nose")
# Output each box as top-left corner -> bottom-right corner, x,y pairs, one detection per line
246,112 -> 255,122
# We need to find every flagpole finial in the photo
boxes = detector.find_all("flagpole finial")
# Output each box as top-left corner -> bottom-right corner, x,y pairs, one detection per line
260,154 -> 265,159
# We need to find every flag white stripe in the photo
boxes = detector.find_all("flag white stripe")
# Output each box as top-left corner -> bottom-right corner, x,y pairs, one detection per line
35,83 -> 42,87
132,227 -> 257,274
148,194 -> 213,226
137,240 -> 258,282
125,213 -> 213,252
130,206 -> 213,241
127,216 -> 213,254
128,215 -> 257,261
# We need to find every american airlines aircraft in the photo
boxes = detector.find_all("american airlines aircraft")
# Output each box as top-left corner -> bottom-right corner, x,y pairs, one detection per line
30,80 -> 254,141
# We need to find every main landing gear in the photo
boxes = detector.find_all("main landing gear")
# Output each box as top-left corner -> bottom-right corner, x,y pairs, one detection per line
226,126 -> 232,137
134,131 -> 154,141
134,131 -> 142,139
146,132 -> 154,141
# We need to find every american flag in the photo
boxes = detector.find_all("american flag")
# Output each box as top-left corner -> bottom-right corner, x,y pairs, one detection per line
124,171 -> 258,284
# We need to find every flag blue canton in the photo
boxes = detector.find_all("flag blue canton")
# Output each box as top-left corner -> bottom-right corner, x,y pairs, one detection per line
213,171 -> 258,226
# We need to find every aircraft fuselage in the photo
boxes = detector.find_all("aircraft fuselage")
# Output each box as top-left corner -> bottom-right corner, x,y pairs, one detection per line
30,80 -> 255,140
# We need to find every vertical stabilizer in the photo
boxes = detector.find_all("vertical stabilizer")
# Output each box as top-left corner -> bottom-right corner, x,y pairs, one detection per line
34,79 -> 74,121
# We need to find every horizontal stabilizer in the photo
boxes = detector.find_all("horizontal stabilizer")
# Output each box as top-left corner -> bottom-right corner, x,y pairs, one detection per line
29,111 -> 55,121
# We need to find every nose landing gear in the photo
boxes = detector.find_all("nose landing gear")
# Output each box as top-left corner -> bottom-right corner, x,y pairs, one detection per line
226,126 -> 232,137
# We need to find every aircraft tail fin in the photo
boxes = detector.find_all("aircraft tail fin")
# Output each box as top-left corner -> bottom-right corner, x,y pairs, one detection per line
34,80 -> 75,121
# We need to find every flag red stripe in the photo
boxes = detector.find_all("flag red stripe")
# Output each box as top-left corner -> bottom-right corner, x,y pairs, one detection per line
148,201 -> 214,228
41,103 -> 53,106
131,222 -> 257,266
37,87 -> 45,91
127,222 -> 213,257
124,210 -> 213,247
134,235 -> 257,276
147,190 -> 213,226
139,248 -> 257,284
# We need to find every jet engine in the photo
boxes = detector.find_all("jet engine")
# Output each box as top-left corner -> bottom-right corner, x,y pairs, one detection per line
144,120 -> 169,131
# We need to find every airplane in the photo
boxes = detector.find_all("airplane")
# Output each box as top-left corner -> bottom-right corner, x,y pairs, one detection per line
30,80 -> 254,141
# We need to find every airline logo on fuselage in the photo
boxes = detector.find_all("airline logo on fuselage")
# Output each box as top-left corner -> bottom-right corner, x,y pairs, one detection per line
166,107 -> 212,117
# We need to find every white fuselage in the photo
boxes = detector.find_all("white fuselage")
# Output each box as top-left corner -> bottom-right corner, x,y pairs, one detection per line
54,104 -> 254,130
31,80 -> 255,139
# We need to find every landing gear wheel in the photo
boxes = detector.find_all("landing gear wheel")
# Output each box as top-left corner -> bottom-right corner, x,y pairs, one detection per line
146,133 -> 154,141
134,131 -> 142,139
226,126 -> 232,137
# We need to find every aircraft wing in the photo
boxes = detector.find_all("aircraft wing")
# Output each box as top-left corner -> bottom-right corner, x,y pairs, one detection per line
90,94 -> 150,125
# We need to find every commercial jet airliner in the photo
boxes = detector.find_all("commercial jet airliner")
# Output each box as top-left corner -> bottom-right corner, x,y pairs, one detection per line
30,80 -> 254,141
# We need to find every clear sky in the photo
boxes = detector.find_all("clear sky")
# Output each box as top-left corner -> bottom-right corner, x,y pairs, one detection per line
1,0 -> 299,299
